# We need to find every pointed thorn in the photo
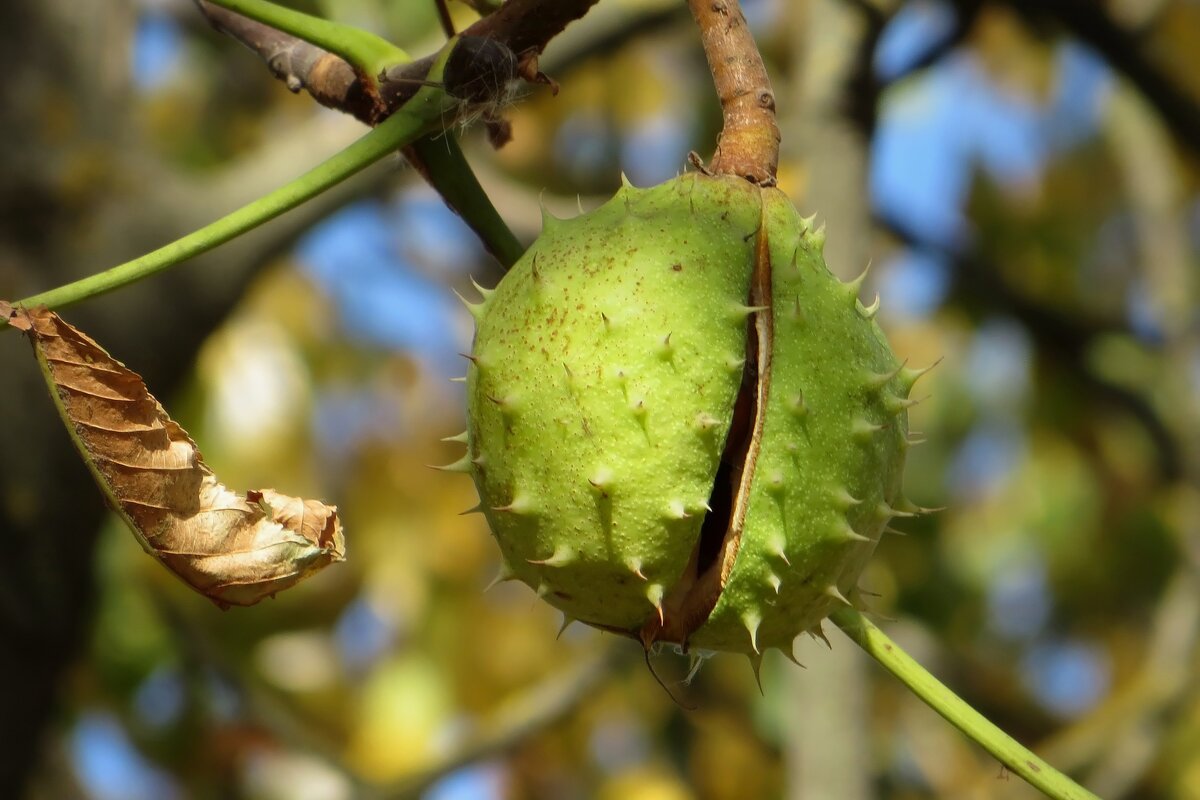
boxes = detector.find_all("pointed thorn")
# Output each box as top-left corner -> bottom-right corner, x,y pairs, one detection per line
830,487 -> 861,510
694,412 -> 721,433
900,357 -> 943,391
666,500 -> 691,520
469,276 -> 495,299
852,418 -> 884,442
588,467 -> 613,493
646,583 -> 665,623
767,573 -> 782,594
789,393 -> 807,417
883,525 -> 907,536
450,376 -> 467,383
556,613 -> 577,639
493,494 -> 534,515
808,623 -> 833,649
725,355 -> 746,373
535,581 -> 551,599
845,262 -> 871,302
484,561 -> 515,592
837,519 -> 872,543
883,393 -> 919,415
429,454 -> 474,473
877,501 -> 916,520
825,585 -> 852,607
441,430 -> 469,444
528,545 -> 574,567
452,289 -> 486,320
780,646 -> 805,668
743,610 -> 762,654
601,312 -> 612,331
459,502 -> 485,516
748,652 -> 765,694
858,293 -> 881,319
459,352 -> 481,366
768,537 -> 790,565
627,557 -> 647,581
866,360 -> 907,390
731,303 -> 770,322
766,471 -> 786,494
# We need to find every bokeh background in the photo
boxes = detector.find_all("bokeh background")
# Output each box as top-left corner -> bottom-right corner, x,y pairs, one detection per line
1,0 -> 1199,798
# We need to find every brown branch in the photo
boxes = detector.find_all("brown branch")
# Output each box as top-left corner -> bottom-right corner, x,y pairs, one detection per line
687,0 -> 780,185
195,0 -> 600,125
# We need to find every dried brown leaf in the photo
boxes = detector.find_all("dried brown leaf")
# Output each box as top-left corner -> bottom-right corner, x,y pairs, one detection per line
14,306 -> 345,607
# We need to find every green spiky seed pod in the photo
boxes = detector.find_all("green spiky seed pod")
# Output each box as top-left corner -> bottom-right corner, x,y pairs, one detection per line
450,173 -> 918,661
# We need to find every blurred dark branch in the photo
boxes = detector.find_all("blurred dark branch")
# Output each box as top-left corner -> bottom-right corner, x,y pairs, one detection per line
195,0 -> 600,124
879,215 -> 1184,483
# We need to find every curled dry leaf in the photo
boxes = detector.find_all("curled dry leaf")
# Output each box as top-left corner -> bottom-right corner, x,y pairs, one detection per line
12,306 -> 345,607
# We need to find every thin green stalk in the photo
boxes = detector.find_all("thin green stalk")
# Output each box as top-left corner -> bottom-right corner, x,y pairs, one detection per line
410,134 -> 525,269
4,41 -> 462,327
204,0 -> 409,78
830,608 -> 1100,800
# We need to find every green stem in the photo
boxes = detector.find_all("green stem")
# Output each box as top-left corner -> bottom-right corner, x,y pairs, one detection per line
830,608 -> 1100,800
205,0 -> 410,79
4,43 -> 462,327
410,135 -> 524,269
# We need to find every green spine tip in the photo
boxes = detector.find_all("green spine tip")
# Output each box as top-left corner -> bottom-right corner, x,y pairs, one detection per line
459,351 -> 482,366
830,487 -> 861,510
694,412 -> 721,433
450,375 -> 467,383
748,652 -> 765,693
459,501 -> 485,516
883,393 -> 918,415
530,253 -> 543,283
556,613 -> 577,640
486,393 -> 519,414
837,519 -> 872,544
667,500 -> 691,520
730,303 -> 770,322
529,544 -> 574,567
877,501 -> 915,520
780,645 -> 804,668
790,296 -> 805,323
766,471 -> 786,494
619,172 -> 634,189
844,263 -> 871,302
742,610 -> 763,654
808,624 -> 833,649
767,572 -> 782,594
725,355 -> 746,372
799,212 -> 818,233
899,357 -> 943,391
627,557 -> 648,581
866,360 -> 907,390
883,525 -> 907,536
441,430 -> 469,444
430,454 -> 474,473
629,397 -> 647,416
656,333 -> 674,359
588,467 -> 613,492
768,534 -> 790,565
852,418 -> 884,442
452,289 -> 486,321
493,493 -> 534,514
825,585 -> 852,606
646,583 -> 665,622
601,312 -> 612,331
469,276 -> 495,299
789,393 -> 807,417
484,561 -> 516,591
858,293 -> 881,320
904,434 -> 928,448
810,224 -> 827,252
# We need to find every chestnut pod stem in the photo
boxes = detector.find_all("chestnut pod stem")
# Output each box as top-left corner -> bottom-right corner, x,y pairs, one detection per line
688,0 -> 781,185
